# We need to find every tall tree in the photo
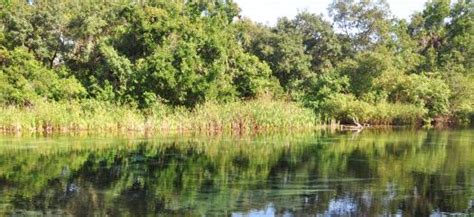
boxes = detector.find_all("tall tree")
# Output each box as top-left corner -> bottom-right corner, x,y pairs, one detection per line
329,0 -> 393,51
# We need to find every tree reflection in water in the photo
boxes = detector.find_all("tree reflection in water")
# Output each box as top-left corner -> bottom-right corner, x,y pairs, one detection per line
0,129 -> 472,216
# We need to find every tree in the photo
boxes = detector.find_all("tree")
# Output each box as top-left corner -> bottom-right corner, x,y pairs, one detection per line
0,48 -> 85,105
292,12 -> 343,72
238,18 -> 312,95
329,0 -> 393,50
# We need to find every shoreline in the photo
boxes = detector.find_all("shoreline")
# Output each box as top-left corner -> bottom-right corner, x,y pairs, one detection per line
1,99 -> 467,134
0,122 -> 463,136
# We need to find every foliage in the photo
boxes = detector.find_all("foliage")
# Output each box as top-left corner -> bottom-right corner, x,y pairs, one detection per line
0,47 -> 85,105
0,0 -> 472,128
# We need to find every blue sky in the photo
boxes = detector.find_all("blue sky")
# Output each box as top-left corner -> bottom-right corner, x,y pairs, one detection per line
234,0 -> 428,25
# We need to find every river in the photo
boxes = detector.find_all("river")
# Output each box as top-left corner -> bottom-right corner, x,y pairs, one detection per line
0,129 -> 473,216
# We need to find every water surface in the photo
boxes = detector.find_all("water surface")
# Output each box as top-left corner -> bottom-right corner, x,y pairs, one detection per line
0,129 -> 473,216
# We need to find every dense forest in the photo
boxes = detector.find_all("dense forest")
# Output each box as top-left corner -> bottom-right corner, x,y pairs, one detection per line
0,0 -> 473,131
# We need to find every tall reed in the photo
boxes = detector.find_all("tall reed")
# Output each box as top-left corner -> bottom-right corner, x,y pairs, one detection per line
0,99 -> 318,133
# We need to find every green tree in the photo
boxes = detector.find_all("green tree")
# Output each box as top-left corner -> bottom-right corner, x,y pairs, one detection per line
329,0 -> 393,51
0,48 -> 85,105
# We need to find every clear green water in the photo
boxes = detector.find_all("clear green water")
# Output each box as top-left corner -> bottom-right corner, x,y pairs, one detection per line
0,129 -> 473,216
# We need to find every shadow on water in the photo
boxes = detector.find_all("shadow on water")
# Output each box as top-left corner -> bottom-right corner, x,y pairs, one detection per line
0,129 -> 473,216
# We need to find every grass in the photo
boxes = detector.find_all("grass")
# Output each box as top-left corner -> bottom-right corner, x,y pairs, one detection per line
0,98 -> 318,133
1,95 -> 452,134
321,94 -> 427,126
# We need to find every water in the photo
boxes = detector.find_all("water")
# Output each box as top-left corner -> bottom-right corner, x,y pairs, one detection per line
0,129 -> 473,216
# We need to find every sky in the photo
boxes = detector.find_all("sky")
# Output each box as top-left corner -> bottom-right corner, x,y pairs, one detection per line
234,0 -> 428,26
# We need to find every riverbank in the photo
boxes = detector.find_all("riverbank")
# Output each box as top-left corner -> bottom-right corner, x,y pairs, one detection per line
0,99 -> 319,133
1,98 -> 470,133
0,98 -> 470,134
